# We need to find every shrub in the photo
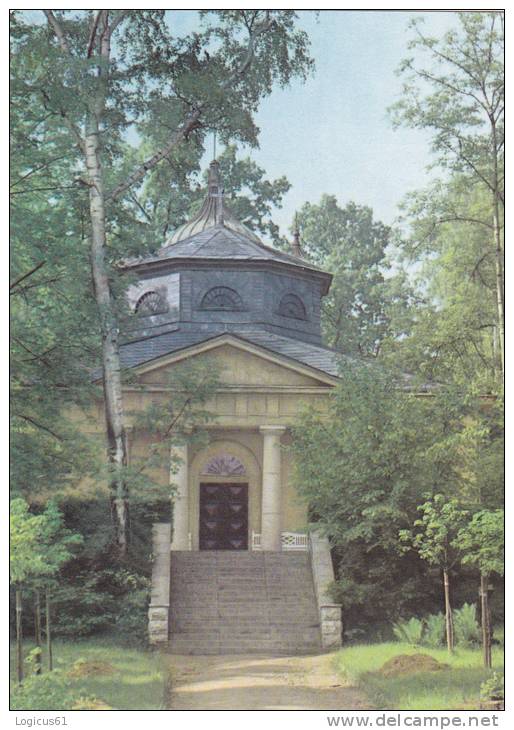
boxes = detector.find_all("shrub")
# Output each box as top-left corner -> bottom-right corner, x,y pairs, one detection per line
453,602 -> 480,647
480,672 -> 504,701
53,567 -> 150,642
111,574 -> 150,646
10,670 -> 92,711
392,617 -> 424,645
423,612 -> 445,648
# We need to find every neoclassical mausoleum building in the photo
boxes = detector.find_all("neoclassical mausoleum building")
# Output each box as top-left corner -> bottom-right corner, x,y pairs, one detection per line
118,161 -> 343,653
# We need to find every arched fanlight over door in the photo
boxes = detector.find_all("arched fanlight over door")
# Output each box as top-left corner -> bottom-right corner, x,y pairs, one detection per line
135,290 -> 168,316
200,286 -> 244,311
201,453 -> 246,476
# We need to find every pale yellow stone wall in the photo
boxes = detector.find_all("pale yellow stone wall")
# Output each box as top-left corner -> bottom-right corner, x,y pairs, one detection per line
68,341 -> 334,540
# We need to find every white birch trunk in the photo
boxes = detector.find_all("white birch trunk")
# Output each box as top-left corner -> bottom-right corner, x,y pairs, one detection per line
85,114 -> 129,554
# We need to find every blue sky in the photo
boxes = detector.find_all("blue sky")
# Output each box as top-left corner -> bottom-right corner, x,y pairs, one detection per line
24,9 -> 461,238
249,11 -> 460,234
173,10 -> 461,238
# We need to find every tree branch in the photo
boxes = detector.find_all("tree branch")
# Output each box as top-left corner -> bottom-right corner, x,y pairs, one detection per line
107,108 -> 202,201
108,9 -> 131,36
226,10 -> 272,84
10,155 -> 70,189
107,11 -> 272,201
13,413 -> 64,442
43,10 -> 71,55
86,10 -> 102,58
10,261 -> 45,291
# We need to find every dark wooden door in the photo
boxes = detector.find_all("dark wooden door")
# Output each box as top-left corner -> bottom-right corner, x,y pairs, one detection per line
199,483 -> 248,550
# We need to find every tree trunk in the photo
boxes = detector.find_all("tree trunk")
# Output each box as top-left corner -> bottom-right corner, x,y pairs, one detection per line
45,590 -> 53,671
492,202 -> 504,378
490,116 -> 504,378
84,114 -> 129,555
16,587 -> 23,684
34,589 -> 42,675
480,573 -> 492,669
443,569 -> 454,652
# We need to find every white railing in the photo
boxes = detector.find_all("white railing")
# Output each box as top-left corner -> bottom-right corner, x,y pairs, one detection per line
252,531 -> 308,551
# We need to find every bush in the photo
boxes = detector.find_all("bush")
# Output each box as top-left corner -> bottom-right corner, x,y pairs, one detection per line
53,567 -> 150,642
10,670 -> 92,711
392,617 -> 424,645
453,602 -> 480,647
423,612 -> 445,648
480,672 -> 504,701
111,574 -> 150,646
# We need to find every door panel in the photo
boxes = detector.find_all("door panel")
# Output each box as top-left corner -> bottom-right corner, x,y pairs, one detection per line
199,483 -> 248,550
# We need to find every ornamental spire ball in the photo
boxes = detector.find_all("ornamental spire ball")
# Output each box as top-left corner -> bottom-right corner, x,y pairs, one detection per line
167,159 -> 262,245
291,214 -> 303,258
208,159 -> 224,225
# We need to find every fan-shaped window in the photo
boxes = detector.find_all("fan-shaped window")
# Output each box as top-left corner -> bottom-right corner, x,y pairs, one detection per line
278,293 -> 307,320
200,286 -> 243,311
201,454 -> 246,476
135,290 -> 168,316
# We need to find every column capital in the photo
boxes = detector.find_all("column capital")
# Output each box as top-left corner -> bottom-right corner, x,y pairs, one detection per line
259,425 -> 287,435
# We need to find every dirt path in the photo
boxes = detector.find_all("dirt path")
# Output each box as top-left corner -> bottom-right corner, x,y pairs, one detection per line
166,653 -> 372,710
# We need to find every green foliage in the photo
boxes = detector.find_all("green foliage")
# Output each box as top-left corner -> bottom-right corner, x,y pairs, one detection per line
53,565 -> 150,642
10,498 -> 82,585
392,617 -> 424,646
10,638 -> 166,711
480,671 -> 504,701
391,13 -> 504,387
10,9 -> 313,528
291,363 -> 476,627
337,641 -> 504,711
10,670 -> 89,711
423,613 -> 446,648
453,603 -> 480,648
458,509 -> 504,577
296,195 -> 414,357
392,13 -> 503,183
399,494 -> 468,571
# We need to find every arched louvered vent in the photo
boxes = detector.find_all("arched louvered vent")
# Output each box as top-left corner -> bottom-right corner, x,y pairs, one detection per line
278,293 -> 307,320
135,291 -> 168,316
200,286 -> 244,311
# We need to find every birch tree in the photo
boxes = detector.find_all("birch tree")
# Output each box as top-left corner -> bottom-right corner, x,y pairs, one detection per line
392,12 -> 504,375
12,10 -> 313,553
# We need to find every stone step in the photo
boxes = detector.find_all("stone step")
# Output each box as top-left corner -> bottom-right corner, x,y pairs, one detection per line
168,551 -> 321,654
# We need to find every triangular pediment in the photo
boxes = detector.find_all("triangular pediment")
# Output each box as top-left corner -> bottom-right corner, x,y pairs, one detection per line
132,335 -> 338,389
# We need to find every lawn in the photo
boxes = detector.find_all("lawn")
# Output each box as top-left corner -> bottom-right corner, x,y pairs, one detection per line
10,638 -> 166,710
335,642 -> 504,711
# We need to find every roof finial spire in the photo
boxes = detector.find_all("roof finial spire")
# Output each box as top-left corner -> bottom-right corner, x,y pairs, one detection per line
208,158 -> 224,225
291,213 -> 303,258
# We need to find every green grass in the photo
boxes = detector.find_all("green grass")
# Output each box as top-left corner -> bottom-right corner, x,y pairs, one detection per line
335,642 -> 504,711
10,638 -> 166,710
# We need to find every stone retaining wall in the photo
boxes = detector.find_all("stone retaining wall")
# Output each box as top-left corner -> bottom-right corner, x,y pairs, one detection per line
309,529 -> 343,649
148,522 -> 171,645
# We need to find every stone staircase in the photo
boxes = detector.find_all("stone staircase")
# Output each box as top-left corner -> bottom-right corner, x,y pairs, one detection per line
168,551 -> 322,655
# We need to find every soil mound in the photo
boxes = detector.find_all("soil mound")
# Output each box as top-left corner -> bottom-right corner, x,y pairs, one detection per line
68,659 -> 116,678
379,654 -> 449,677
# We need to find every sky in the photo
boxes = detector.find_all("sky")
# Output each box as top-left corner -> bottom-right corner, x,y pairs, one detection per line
249,11 -> 460,234
21,9 -> 461,239
172,9 -> 461,239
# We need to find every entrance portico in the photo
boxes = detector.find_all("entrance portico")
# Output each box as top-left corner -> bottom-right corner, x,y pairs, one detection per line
170,425 -> 287,552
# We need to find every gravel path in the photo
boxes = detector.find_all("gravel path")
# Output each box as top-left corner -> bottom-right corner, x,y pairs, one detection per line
166,653 -> 372,710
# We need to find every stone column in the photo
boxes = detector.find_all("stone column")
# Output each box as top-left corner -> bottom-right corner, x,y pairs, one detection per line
170,442 -> 190,551
259,425 -> 286,551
